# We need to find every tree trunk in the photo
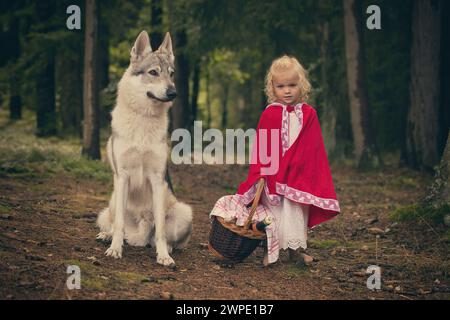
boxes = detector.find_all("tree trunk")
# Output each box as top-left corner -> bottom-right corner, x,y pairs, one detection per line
221,84 -> 229,129
9,74 -> 21,120
8,16 -> 21,120
206,68 -> 212,129
36,56 -> 57,137
424,130 -> 450,208
440,0 -> 450,157
191,61 -> 200,123
150,0 -> 163,49
34,1 -> 56,136
58,38 -> 83,136
82,0 -> 100,159
240,78 -> 253,127
171,30 -> 190,130
343,0 -> 380,170
406,0 -> 442,170
98,2 -> 109,91
319,22 -> 337,158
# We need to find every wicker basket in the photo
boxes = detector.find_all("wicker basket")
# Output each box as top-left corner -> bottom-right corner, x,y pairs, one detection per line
208,178 -> 266,262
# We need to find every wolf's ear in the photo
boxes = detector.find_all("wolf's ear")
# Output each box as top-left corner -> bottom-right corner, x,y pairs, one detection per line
158,32 -> 174,63
131,31 -> 152,63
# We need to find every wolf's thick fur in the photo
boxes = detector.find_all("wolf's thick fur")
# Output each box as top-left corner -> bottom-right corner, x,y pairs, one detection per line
96,31 -> 192,266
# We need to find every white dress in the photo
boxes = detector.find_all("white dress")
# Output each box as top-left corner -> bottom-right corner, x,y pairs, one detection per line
261,111 -> 310,252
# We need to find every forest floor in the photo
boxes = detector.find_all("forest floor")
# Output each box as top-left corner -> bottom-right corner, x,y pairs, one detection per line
0,109 -> 449,300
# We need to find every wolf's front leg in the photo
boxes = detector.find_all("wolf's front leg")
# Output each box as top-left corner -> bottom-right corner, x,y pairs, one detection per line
105,173 -> 129,259
149,173 -> 174,266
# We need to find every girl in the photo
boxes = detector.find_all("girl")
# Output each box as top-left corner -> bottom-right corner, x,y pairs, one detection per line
236,55 -> 341,266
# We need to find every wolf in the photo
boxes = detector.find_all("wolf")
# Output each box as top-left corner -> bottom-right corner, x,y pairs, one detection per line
96,31 -> 193,267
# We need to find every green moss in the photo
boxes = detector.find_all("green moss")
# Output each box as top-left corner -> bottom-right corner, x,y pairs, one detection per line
389,204 -> 450,225
64,259 -> 109,291
115,271 -> 147,283
285,265 -> 309,277
390,176 -> 419,189
64,259 -> 148,291
309,239 -> 343,249
0,204 -> 12,214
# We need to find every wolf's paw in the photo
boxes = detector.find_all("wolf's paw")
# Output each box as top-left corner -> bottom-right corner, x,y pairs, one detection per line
126,234 -> 148,247
96,232 -> 112,242
157,254 -> 175,267
105,245 -> 122,259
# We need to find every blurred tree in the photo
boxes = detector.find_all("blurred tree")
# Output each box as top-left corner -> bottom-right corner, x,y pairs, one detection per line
343,0 -> 381,169
57,0 -> 84,137
8,16 -> 22,120
82,0 -> 100,159
98,1 -> 110,91
35,1 -> 57,137
424,130 -> 450,209
0,2 -> 23,120
406,0 -> 443,170
190,62 -> 200,123
167,0 -> 190,130
440,0 -> 450,159
150,0 -> 163,50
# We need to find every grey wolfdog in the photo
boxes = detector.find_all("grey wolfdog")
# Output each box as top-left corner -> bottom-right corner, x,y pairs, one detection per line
96,31 -> 193,267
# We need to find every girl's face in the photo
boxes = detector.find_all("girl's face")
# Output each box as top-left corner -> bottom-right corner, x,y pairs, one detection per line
272,71 -> 301,105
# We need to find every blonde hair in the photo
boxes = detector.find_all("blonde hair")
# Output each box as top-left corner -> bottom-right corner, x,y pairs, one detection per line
264,55 -> 311,103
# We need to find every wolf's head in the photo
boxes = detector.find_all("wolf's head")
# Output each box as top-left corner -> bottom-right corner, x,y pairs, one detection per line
120,31 -> 176,109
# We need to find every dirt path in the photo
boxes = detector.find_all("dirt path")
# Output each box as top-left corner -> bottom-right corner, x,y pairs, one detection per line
0,162 -> 449,300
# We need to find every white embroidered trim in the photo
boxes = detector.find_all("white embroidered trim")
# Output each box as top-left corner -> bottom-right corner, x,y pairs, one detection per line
281,107 -> 289,156
283,239 -> 308,251
266,103 -> 304,156
276,183 -> 340,212
239,180 -> 281,206
294,103 -> 303,139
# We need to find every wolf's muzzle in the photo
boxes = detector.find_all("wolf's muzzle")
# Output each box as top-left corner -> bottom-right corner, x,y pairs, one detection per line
146,87 -> 177,102
166,87 -> 177,101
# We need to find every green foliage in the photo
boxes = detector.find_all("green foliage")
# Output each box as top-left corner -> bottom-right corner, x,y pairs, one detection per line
0,0 -> 420,161
309,239 -> 344,249
362,0 -> 413,152
390,204 -> 450,225
0,109 -> 111,182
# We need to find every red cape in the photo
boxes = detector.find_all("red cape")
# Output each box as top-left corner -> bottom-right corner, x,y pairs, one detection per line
236,103 -> 340,228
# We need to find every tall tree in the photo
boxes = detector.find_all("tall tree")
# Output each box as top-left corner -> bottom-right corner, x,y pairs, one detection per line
343,0 -> 381,169
98,1 -> 110,91
56,0 -> 83,137
172,30 -> 190,130
7,13 -> 22,120
405,0 -> 443,170
57,40 -> 83,137
190,62 -> 200,124
82,0 -> 100,159
35,1 -> 57,137
424,130 -> 450,209
440,0 -> 450,157
319,22 -> 337,157
150,0 -> 163,50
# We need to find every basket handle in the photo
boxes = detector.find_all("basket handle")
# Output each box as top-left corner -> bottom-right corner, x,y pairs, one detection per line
243,178 -> 265,229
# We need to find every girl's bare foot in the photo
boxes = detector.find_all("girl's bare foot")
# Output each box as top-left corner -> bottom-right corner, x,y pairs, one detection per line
263,247 -> 269,267
289,248 -> 313,265
263,253 -> 269,267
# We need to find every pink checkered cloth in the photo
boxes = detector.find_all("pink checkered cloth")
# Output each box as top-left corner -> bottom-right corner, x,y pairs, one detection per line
210,195 -> 280,264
